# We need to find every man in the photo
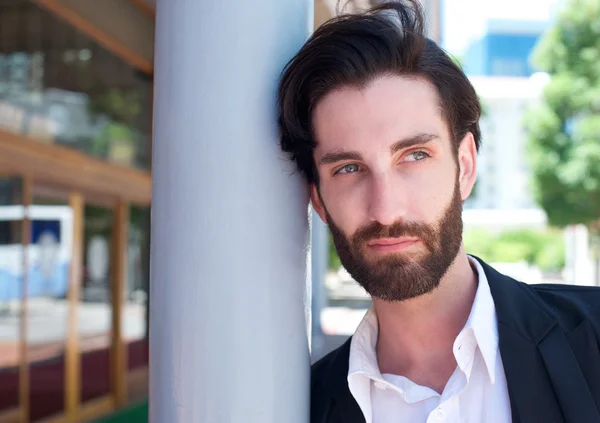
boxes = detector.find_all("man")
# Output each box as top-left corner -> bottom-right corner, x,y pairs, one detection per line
277,2 -> 600,422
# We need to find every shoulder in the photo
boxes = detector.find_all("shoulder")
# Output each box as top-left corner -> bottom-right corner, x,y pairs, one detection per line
311,337 -> 350,389
475,256 -> 600,333
531,282 -> 600,298
528,283 -> 600,331
310,338 -> 352,422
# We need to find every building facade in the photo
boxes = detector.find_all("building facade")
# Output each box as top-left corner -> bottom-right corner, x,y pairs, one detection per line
462,19 -> 548,77
0,1 -> 154,422
466,75 -> 549,211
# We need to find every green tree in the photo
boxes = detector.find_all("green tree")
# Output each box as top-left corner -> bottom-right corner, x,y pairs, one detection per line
464,228 -> 565,272
89,89 -> 142,165
328,231 -> 342,270
525,0 -> 600,282
463,228 -> 494,259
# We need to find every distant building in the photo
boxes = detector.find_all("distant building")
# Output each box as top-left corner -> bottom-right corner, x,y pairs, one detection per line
462,19 -> 548,77
465,74 -> 549,213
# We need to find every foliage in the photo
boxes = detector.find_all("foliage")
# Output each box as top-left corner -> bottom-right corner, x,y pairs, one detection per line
91,122 -> 135,158
464,228 -> 565,272
89,89 -> 142,125
328,231 -> 342,270
89,89 -> 142,161
536,240 -> 567,272
525,0 -> 600,234
83,204 -> 149,244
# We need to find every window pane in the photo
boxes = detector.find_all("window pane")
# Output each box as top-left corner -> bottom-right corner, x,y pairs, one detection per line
28,193 -> 69,421
0,1 -> 151,170
0,176 -> 23,415
80,205 -> 112,403
126,206 -> 149,372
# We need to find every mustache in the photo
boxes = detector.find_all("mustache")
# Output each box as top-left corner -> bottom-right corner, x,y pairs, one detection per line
352,219 -> 436,246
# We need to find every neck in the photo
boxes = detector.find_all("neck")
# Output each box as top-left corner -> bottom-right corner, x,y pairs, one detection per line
373,248 -> 478,391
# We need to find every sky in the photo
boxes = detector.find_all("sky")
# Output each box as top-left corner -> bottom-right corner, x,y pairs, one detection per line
441,0 -> 564,54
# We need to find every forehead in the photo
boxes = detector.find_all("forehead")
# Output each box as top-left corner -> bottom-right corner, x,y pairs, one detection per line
312,75 -> 448,151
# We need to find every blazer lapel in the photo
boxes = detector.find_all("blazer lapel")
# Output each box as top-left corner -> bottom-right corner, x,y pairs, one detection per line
479,258 -> 600,423
496,321 -> 564,423
538,325 -> 600,422
566,320 -> 600,410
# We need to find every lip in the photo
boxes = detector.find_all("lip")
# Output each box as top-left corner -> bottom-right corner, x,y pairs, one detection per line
366,237 -> 420,253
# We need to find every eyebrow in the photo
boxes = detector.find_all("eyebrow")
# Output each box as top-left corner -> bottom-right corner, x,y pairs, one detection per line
318,132 -> 440,166
390,133 -> 439,155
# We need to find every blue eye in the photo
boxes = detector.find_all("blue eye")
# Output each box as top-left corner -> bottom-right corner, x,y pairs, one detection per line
335,163 -> 361,175
405,151 -> 430,162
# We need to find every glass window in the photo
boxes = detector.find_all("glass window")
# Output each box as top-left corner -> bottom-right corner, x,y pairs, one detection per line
490,58 -> 526,76
0,176 -> 23,416
126,206 -> 149,371
28,192 -> 70,422
0,1 -> 152,170
80,204 -> 113,404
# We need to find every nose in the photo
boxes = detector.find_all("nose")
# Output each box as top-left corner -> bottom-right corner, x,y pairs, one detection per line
367,172 -> 407,226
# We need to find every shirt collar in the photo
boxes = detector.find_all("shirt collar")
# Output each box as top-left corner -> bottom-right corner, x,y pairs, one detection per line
348,306 -> 381,379
348,255 -> 499,385
465,255 -> 499,383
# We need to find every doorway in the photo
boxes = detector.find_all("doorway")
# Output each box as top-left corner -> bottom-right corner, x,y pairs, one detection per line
0,173 -> 145,423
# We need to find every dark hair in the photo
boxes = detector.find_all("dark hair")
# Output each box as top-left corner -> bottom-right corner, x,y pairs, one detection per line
277,0 -> 481,186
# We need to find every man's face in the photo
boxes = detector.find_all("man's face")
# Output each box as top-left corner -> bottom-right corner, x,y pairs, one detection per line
311,75 -> 477,302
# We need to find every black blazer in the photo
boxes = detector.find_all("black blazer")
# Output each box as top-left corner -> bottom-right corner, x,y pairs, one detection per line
311,258 -> 600,423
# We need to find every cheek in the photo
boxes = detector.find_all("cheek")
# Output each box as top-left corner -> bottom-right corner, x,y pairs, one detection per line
320,181 -> 368,234
400,169 -> 452,220
424,172 -> 458,217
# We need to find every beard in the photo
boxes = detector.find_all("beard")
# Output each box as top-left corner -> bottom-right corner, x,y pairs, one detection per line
326,179 -> 464,302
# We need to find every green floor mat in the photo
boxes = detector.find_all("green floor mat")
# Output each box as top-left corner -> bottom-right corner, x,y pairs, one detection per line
92,400 -> 148,423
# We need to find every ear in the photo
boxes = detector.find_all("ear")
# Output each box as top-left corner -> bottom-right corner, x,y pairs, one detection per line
310,184 -> 328,224
457,132 -> 478,201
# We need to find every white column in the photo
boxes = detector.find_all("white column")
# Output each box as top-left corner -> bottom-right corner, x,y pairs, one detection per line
565,225 -> 594,286
311,209 -> 329,359
150,0 -> 312,421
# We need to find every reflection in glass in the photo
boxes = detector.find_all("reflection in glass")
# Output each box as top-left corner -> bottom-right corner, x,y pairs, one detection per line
126,206 -> 149,371
80,205 -> 112,403
0,176 -> 23,415
0,1 -> 152,169
27,194 -> 70,421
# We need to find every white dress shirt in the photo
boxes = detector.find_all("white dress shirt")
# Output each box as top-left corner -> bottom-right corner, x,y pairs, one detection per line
347,257 -> 512,423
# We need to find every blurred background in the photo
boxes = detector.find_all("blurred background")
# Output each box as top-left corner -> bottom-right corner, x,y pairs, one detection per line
0,0 -> 597,421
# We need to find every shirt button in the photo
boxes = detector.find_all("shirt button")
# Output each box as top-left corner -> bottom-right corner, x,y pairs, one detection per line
434,408 -> 445,419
